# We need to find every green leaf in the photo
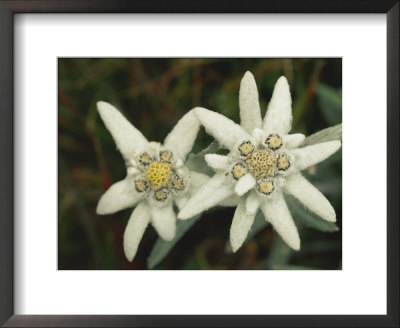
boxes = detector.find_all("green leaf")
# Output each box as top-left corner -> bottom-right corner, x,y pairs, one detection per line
147,215 -> 201,269
285,194 -> 339,232
263,236 -> 293,269
185,140 -> 219,176
225,210 -> 269,253
300,240 -> 342,254
301,123 -> 342,147
316,83 -> 342,125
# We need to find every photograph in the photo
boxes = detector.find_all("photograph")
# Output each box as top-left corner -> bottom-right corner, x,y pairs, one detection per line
58,58 -> 342,270
1,0 -> 396,325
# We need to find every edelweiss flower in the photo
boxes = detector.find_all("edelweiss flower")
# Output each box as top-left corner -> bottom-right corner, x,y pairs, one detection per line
96,101 -> 207,261
178,72 -> 341,252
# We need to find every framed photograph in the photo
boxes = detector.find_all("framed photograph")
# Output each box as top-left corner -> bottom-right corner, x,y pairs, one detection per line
1,1 -> 398,327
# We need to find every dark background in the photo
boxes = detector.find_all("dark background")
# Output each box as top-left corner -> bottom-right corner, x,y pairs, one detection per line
58,58 -> 342,270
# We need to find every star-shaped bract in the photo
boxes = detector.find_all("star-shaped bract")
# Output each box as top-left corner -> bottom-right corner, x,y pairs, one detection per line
96,102 -> 208,261
178,72 -> 341,252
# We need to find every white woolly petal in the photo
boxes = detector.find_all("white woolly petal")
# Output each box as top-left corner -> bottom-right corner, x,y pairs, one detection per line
251,128 -> 267,145
285,173 -> 336,222
176,171 -> 210,211
123,202 -> 150,261
189,171 -> 210,192
245,190 -> 260,214
97,101 -> 148,159
178,173 -> 234,220
146,141 -> 162,157
150,204 -> 177,241
194,107 -> 251,150
260,192 -> 300,250
205,154 -> 232,171
175,194 -> 190,210
96,178 -> 142,215
175,166 -> 188,177
219,194 -> 241,207
230,198 -> 257,253
239,71 -> 262,133
127,167 -> 140,176
293,140 -> 341,171
262,76 -> 293,135
283,134 -> 305,149
234,173 -> 256,196
175,159 -> 184,169
164,110 -> 200,161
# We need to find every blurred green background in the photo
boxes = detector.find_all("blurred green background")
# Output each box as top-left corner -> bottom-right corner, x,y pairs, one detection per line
58,58 -> 342,270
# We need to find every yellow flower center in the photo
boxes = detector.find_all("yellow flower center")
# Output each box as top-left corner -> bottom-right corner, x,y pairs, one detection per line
246,150 -> 277,178
159,150 -> 173,163
277,154 -> 290,170
135,178 -> 149,192
154,188 -> 169,201
171,175 -> 184,191
238,141 -> 255,156
146,161 -> 172,190
257,178 -> 275,195
266,134 -> 283,150
231,163 -> 247,180
139,152 -> 152,166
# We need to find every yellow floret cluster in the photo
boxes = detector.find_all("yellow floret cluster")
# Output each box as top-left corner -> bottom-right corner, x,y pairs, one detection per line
238,141 -> 255,156
146,161 -> 172,190
266,134 -> 283,150
246,150 -> 277,178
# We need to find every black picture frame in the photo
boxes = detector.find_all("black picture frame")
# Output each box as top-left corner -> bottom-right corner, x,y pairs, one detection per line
0,1 -> 398,327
